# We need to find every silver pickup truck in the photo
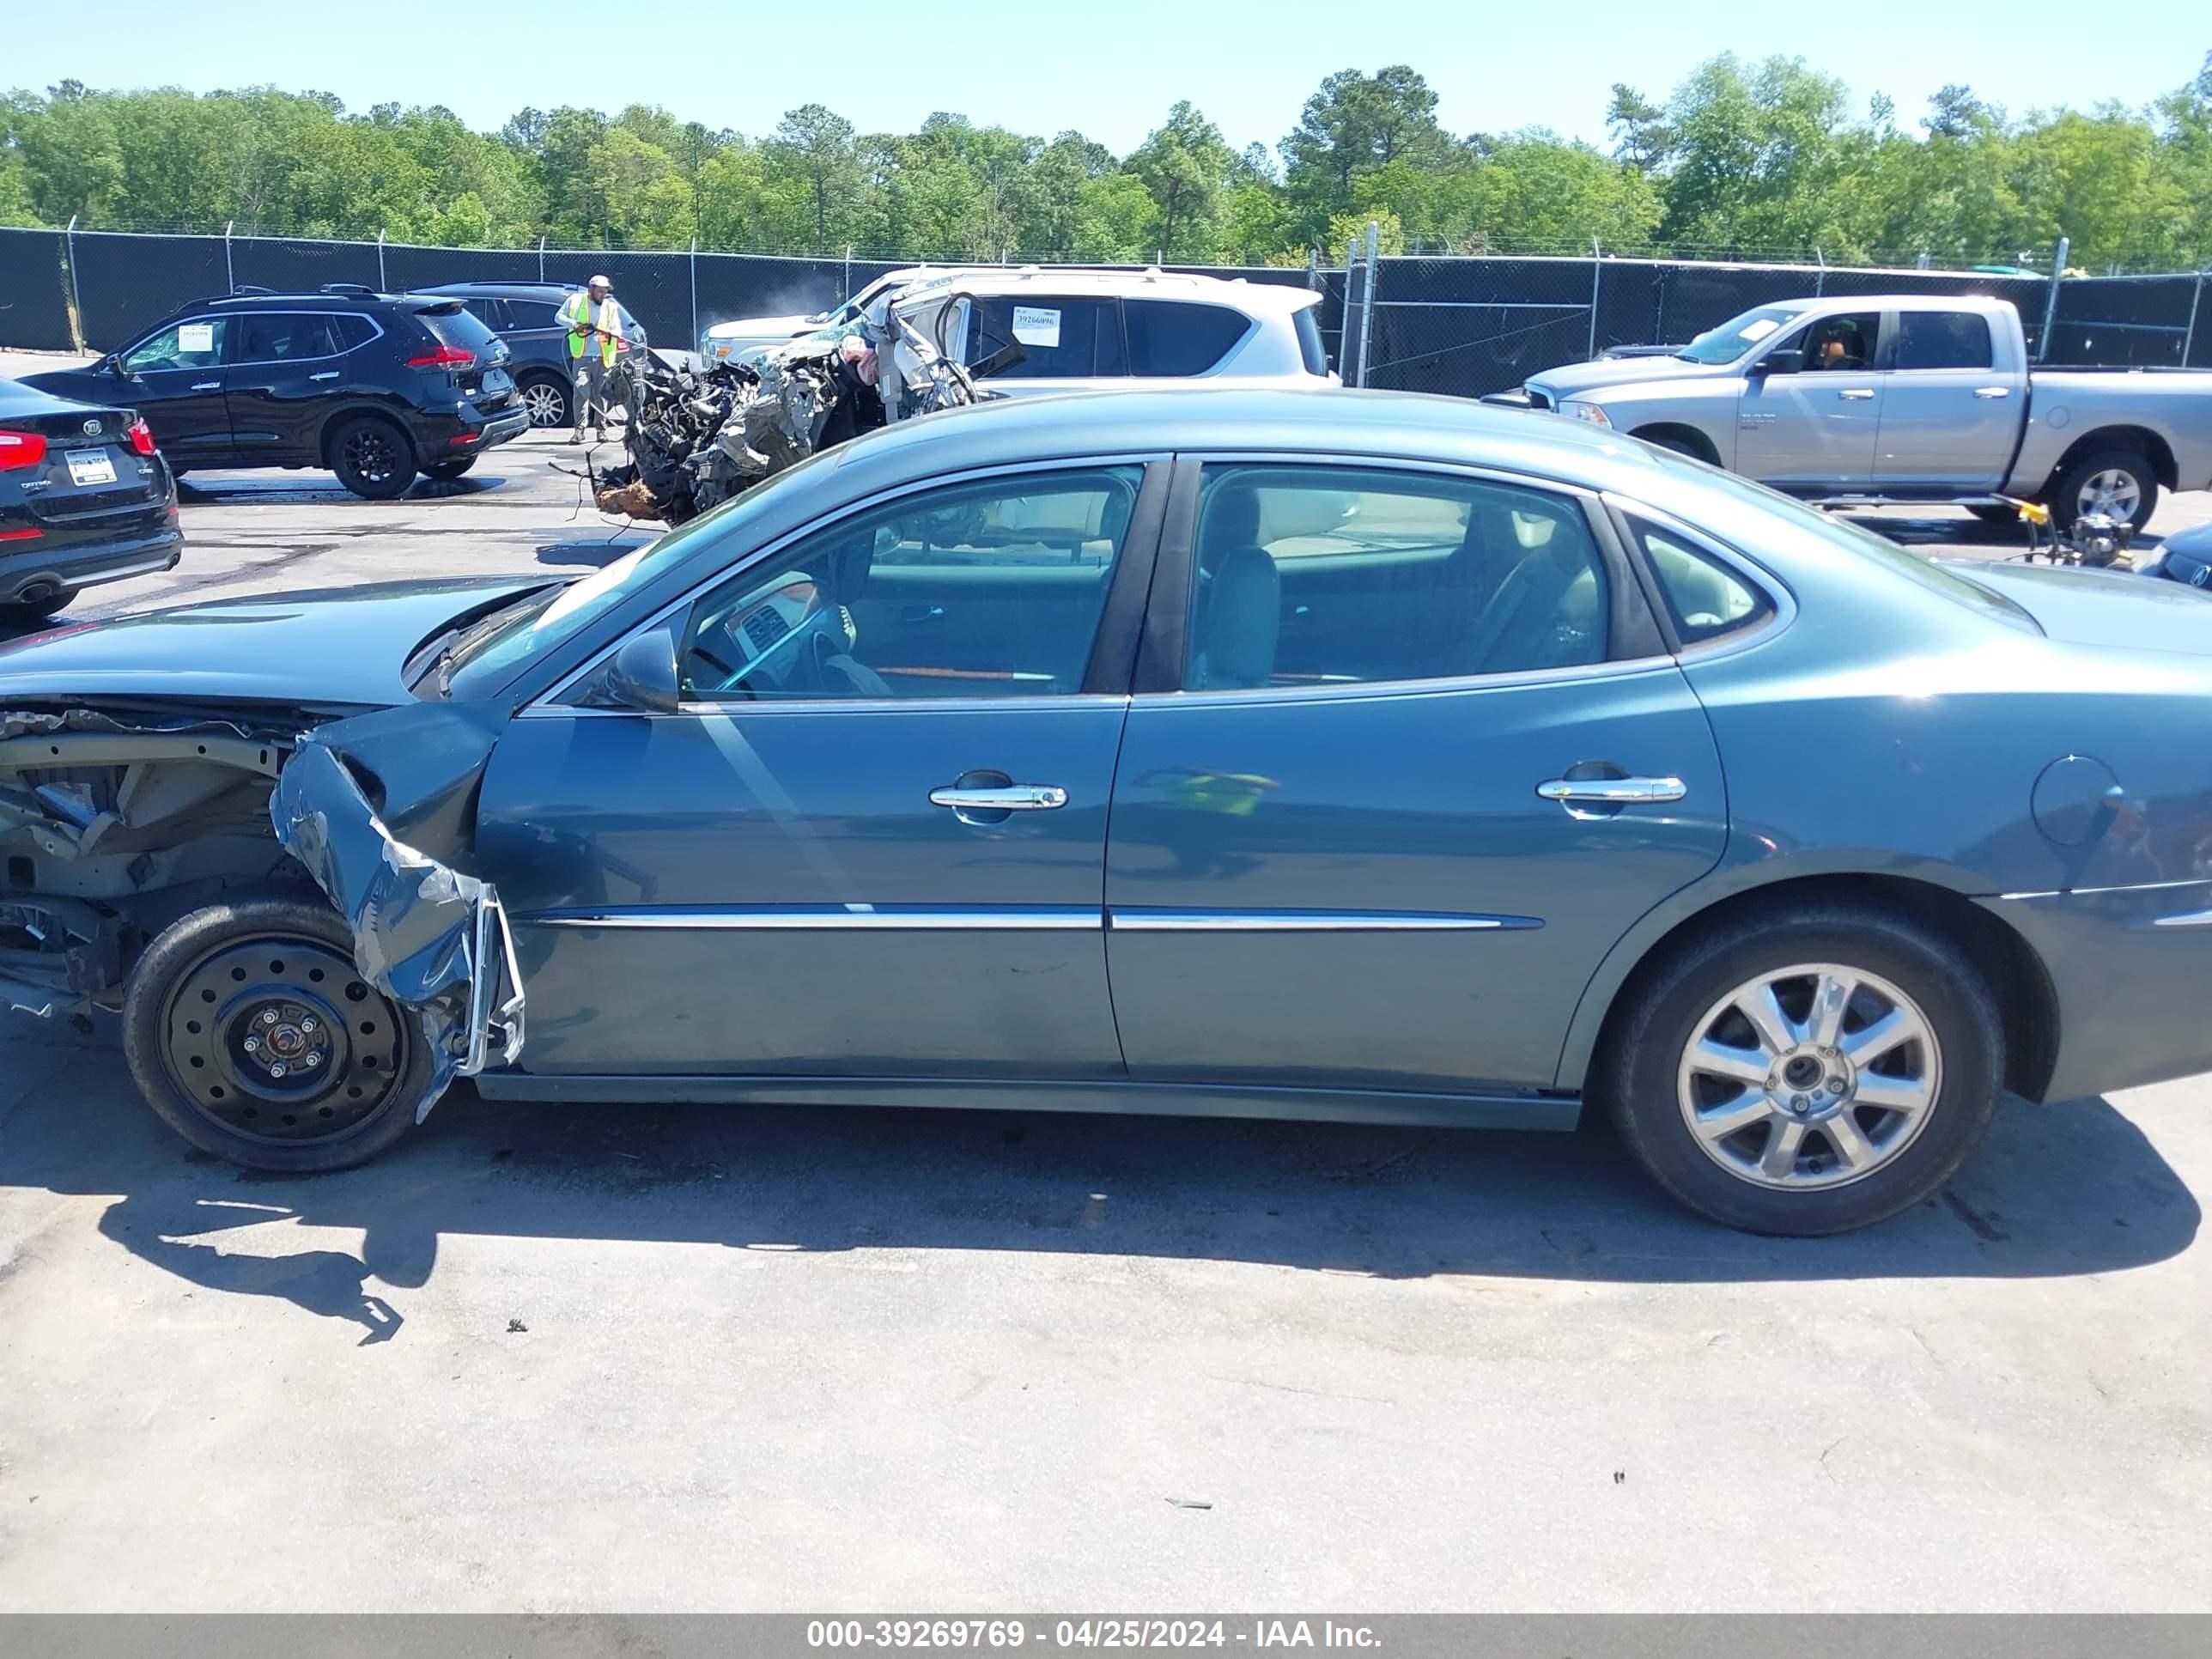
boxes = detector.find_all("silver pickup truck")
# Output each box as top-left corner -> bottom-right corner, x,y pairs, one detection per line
1487,294 -> 2212,531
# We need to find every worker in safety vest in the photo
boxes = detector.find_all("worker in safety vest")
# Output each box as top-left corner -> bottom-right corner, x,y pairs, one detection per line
558,275 -> 625,443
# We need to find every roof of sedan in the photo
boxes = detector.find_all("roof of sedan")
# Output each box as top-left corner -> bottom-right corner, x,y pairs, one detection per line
841,386 -> 1666,490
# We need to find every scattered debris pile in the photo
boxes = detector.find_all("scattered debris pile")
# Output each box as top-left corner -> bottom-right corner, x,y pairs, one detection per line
589,288 -> 1009,526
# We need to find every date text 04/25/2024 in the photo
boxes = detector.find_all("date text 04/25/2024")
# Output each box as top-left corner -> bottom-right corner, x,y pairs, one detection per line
805,1621 -> 1383,1650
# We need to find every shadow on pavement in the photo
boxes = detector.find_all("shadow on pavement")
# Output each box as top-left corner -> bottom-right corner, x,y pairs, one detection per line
3,1020 -> 2197,1340
537,535 -> 650,568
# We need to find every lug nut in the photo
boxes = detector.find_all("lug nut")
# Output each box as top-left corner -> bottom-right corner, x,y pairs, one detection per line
1826,1075 -> 1847,1093
300,1016 -> 318,1033
269,1061 -> 288,1078
261,1009 -> 278,1026
243,1036 -> 260,1054
301,1051 -> 320,1067
1790,1094 -> 1809,1112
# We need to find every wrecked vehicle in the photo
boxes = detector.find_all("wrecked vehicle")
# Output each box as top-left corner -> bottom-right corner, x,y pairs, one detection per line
586,283 -> 1007,525
13,386 -> 2212,1237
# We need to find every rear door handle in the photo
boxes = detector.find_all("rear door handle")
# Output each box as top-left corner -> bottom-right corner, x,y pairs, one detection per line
930,784 -> 1067,811
191,380 -> 221,392
1836,388 -> 1875,401
1973,386 -> 2010,398
309,371 -> 340,382
1537,776 -> 1686,805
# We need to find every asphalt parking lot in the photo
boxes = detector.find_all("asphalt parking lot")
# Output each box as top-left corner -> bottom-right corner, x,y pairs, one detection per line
2,355 -> 2210,1612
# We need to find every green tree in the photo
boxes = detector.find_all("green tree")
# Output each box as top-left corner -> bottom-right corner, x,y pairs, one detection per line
766,104 -> 860,252
1126,101 -> 1233,259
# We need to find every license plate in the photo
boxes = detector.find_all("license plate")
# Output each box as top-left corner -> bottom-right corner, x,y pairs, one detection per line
65,449 -> 117,487
482,368 -> 511,394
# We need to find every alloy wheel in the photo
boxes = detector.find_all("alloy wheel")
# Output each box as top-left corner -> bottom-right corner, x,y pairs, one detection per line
521,382 -> 568,427
1674,963 -> 1942,1191
159,932 -> 411,1146
343,426 -> 402,486
2075,467 -> 2142,523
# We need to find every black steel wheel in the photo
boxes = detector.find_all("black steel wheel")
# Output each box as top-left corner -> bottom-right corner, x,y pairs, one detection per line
123,898 -> 434,1171
329,416 -> 417,500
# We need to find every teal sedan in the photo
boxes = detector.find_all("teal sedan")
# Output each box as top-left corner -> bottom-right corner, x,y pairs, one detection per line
5,388 -> 2212,1234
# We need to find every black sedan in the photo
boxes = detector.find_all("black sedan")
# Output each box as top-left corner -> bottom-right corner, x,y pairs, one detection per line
0,377 -> 180,623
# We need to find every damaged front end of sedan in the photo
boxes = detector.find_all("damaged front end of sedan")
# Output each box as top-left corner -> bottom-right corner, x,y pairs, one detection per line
1,700 -> 522,1120
587,283 -> 1019,526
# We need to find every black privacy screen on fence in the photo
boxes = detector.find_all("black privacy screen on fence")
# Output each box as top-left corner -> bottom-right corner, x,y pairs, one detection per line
3,228 -> 2203,387
0,228 -> 73,351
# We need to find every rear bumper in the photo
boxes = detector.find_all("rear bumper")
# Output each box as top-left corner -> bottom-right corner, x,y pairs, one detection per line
1980,879 -> 2212,1101
0,521 -> 183,604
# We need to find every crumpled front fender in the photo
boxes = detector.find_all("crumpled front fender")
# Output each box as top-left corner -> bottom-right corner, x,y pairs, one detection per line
269,721 -> 523,1117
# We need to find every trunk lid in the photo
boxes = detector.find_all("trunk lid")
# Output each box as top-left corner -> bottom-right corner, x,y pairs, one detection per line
1935,556 -> 2212,656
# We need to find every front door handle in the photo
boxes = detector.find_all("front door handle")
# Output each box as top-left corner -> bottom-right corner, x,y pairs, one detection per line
1537,776 -> 1686,805
1836,388 -> 1875,401
930,783 -> 1067,811
309,371 -> 340,382
191,380 -> 220,392
1973,386 -> 2010,398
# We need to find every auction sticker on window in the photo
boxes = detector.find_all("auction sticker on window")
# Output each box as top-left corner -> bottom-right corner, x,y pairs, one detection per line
1012,307 -> 1061,349
179,323 -> 216,353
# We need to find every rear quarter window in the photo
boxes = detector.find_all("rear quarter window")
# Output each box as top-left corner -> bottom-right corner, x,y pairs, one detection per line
1125,300 -> 1252,377
1294,307 -> 1328,376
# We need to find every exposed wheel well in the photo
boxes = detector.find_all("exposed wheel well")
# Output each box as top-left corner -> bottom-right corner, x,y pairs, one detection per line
1584,872 -> 2058,1103
2041,426 -> 2179,495
1628,422 -> 1722,465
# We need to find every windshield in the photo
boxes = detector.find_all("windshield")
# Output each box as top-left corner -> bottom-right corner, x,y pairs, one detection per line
1674,305 -> 1808,365
440,445 -> 848,700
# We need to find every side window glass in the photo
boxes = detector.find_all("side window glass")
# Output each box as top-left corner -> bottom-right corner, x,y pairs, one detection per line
122,318 -> 227,374
332,313 -> 379,351
1125,301 -> 1251,377
235,314 -> 346,362
679,466 -> 1146,702
966,298 -> 1117,379
1894,312 -> 1994,371
1799,311 -> 1881,371
1185,465 -> 1607,690
1631,520 -> 1774,646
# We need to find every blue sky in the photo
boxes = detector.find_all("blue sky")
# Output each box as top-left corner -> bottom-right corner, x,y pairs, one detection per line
14,1 -> 2207,156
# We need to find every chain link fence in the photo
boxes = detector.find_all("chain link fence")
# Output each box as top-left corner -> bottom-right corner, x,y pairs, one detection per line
3,227 -> 2203,389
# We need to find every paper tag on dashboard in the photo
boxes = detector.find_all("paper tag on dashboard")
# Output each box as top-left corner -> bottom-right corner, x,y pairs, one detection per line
1012,307 -> 1061,349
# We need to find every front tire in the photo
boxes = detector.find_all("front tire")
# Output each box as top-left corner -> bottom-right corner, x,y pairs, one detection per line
329,416 -> 418,500
122,898 -> 434,1172
2051,448 -> 2159,534
1601,902 -> 2003,1235
518,374 -> 571,429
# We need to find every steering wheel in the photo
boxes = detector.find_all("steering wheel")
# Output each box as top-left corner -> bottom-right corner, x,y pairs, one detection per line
688,574 -> 847,698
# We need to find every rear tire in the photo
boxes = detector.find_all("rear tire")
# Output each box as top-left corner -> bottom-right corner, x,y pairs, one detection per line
2051,448 -> 2158,534
1600,901 -> 2003,1235
329,415 -> 418,500
122,898 -> 435,1172
0,586 -> 80,625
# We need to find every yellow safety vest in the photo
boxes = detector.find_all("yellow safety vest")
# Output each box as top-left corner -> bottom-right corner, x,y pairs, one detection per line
562,293 -> 621,366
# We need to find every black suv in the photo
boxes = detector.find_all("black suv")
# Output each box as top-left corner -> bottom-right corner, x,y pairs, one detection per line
22,286 -> 531,499
413,282 -> 647,431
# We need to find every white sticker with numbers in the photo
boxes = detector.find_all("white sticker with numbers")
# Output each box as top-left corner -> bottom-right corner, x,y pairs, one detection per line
178,323 -> 216,353
1012,307 -> 1061,348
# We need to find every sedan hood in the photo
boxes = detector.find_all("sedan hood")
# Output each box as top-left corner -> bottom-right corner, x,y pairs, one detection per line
0,576 -> 554,708
1936,557 -> 2212,655
703,313 -> 817,342
1528,355 -> 1727,401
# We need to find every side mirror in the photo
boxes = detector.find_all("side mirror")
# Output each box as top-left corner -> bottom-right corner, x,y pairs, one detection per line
103,354 -> 128,375
1754,349 -> 1804,377
604,626 -> 683,714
